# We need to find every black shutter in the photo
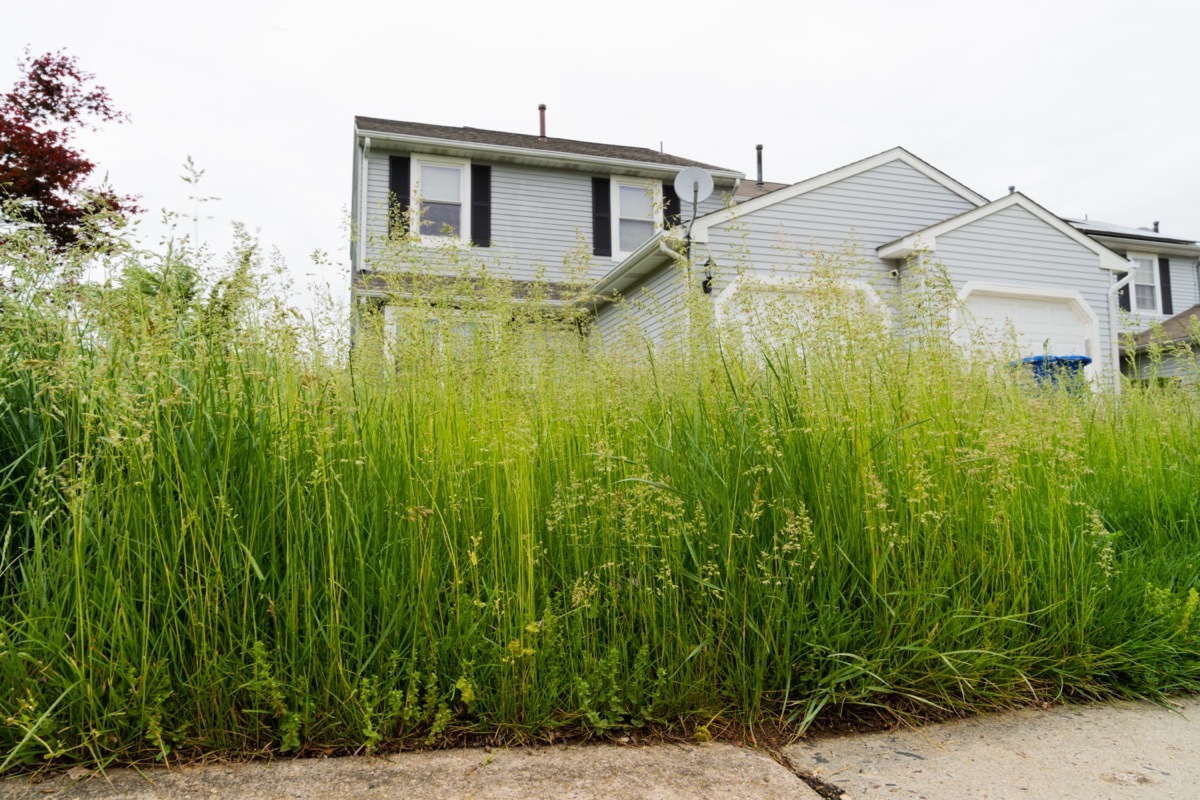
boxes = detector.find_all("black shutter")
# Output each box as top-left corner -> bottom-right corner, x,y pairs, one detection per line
1117,271 -> 1131,312
1159,257 -> 1173,315
388,155 -> 410,236
470,164 -> 492,247
592,177 -> 612,257
663,184 -> 682,229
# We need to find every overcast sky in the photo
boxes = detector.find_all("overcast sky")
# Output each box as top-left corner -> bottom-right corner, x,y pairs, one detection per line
5,0 -> 1198,309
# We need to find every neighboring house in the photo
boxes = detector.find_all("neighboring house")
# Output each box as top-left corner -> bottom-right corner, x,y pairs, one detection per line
350,113 -> 1196,382
1065,218 -> 1200,322
1123,305 -> 1200,383
1064,219 -> 1200,382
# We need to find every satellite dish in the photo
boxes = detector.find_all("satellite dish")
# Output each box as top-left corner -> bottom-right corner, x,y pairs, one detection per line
674,167 -> 714,205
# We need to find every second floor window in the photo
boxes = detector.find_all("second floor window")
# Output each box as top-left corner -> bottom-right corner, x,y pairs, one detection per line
419,166 -> 461,236
613,178 -> 661,257
413,157 -> 470,241
1129,254 -> 1159,313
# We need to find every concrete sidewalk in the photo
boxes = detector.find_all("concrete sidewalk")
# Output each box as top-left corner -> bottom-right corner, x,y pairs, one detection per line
787,695 -> 1199,799
0,743 -> 821,800
2,696 -> 1196,799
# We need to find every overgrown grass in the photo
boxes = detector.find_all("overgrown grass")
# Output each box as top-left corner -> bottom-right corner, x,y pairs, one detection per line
1,227 -> 1198,770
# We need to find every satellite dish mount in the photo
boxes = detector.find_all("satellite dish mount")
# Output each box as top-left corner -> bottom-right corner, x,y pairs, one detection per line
673,167 -> 714,266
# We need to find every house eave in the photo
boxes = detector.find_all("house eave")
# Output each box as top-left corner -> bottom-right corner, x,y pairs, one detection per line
355,127 -> 744,183
585,233 -> 673,307
877,234 -> 935,261
1086,234 -> 1200,259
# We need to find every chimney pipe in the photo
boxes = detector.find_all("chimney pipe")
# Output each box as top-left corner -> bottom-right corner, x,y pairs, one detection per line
1008,185 -> 1016,194
1153,220 -> 1160,233
538,104 -> 547,142
755,144 -> 764,189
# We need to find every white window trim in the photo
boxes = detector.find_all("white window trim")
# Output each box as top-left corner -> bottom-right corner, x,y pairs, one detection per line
411,154 -> 472,246
611,176 -> 662,259
1127,252 -> 1161,315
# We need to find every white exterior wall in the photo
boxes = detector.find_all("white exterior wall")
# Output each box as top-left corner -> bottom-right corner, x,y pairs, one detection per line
490,163 -> 597,283
1167,257 -> 1200,311
1117,255 -> 1200,330
593,262 -> 691,347
361,148 -> 732,286
696,160 -> 978,306
933,205 -> 1115,369
606,159 -> 1129,370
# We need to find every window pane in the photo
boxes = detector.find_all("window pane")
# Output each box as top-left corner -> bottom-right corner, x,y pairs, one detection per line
420,166 -> 461,202
1132,257 -> 1155,284
420,202 -> 461,236
619,185 -> 654,220
619,219 -> 653,252
1135,284 -> 1157,311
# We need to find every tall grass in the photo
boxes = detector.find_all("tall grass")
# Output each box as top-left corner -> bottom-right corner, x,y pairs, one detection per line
1,227 -> 1198,769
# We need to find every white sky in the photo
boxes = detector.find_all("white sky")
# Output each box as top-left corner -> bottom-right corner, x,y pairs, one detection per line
5,0 -> 1199,310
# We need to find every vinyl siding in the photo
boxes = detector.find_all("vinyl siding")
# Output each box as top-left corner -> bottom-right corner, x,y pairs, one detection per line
364,152 -> 391,245
1167,258 -> 1200,310
1118,256 -> 1200,328
1129,348 -> 1200,383
697,160 -> 978,306
362,149 -> 732,285
593,263 -> 691,348
362,153 -> 480,276
1092,246 -> 1200,331
933,205 -> 1113,367
489,164 -> 601,283
682,190 -> 728,220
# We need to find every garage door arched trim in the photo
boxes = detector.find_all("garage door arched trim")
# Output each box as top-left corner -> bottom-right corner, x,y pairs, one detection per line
953,281 -> 1103,373
714,273 -> 886,328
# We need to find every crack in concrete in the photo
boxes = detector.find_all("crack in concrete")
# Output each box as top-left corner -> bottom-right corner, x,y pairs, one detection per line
767,748 -> 849,800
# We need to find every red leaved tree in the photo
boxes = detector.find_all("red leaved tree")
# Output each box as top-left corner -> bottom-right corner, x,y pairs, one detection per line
0,49 -> 138,248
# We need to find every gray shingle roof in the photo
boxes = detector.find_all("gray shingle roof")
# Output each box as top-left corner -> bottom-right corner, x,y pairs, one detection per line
734,180 -> 790,200
1130,304 -> 1200,347
355,116 -> 737,173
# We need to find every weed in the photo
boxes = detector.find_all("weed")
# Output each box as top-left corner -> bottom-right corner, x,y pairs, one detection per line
0,224 -> 1197,769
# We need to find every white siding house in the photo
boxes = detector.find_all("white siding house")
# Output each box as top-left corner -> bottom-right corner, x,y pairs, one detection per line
351,115 -> 1197,379
351,116 -> 739,296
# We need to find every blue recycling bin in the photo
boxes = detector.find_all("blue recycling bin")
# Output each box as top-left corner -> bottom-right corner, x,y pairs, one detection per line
1016,355 -> 1092,388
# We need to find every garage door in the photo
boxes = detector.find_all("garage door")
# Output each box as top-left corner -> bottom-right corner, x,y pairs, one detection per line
960,289 -> 1096,366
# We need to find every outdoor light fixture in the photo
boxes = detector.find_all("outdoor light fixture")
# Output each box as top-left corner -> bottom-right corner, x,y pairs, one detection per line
702,258 -> 714,294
